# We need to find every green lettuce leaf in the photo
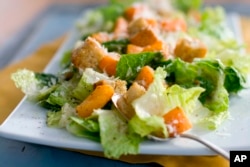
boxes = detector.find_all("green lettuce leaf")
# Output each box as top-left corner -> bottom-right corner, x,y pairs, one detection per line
76,1 -> 132,36
102,39 -> 129,54
116,52 -> 163,84
214,50 -> 250,88
224,66 -> 245,93
70,116 -> 99,132
195,60 -> 229,113
201,109 -> 229,130
132,67 -> 168,118
45,77 -> 81,109
47,111 -> 62,127
164,58 -> 229,113
198,7 -> 233,40
164,85 -> 205,114
66,116 -> 100,142
131,68 -> 203,137
66,119 -> 100,142
11,69 -> 58,101
72,68 -> 110,101
47,103 -> 77,128
129,115 -> 168,138
60,50 -> 72,68
163,59 -> 230,129
98,109 -> 142,159
172,0 -> 203,13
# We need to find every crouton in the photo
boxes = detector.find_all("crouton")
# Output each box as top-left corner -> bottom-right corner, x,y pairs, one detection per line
114,79 -> 127,95
143,40 -> 169,59
160,18 -> 187,32
124,4 -> 149,21
125,82 -> 146,104
130,28 -> 159,47
128,18 -> 157,37
116,95 -> 135,120
116,82 -> 146,120
94,79 -> 127,95
113,17 -> 129,39
174,38 -> 207,62
90,32 -> 111,43
71,37 -> 107,70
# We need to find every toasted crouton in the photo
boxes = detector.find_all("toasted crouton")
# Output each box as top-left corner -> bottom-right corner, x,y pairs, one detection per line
174,38 -> 207,62
90,32 -> 111,43
128,18 -> 157,37
116,95 -> 135,120
114,79 -> 127,95
130,28 -> 159,47
125,82 -> 146,104
94,79 -> 127,95
113,17 -> 129,39
71,37 -> 107,70
116,82 -> 146,120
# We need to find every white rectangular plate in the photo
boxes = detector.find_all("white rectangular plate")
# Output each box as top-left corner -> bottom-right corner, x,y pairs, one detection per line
1,14 -> 250,156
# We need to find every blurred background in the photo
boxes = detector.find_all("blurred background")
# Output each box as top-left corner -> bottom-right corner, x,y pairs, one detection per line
0,0 -> 249,46
0,0 -> 250,68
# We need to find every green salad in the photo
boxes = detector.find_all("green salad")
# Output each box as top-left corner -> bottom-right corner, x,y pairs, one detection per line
11,0 -> 250,159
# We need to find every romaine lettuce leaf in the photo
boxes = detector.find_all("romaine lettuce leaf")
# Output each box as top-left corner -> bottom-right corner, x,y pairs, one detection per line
72,74 -> 93,101
195,60 -> 229,113
156,59 -> 231,129
45,77 -> 81,109
102,39 -> 129,54
201,109 -> 229,130
72,68 -> 110,100
98,109 -> 142,159
214,50 -> 250,88
224,66 -> 245,93
70,116 -> 99,132
66,116 -> 100,142
47,104 -> 100,141
76,0 -> 134,36
164,85 -> 205,114
129,115 -> 168,138
60,49 -> 72,68
164,58 -> 197,88
132,67 -> 168,118
47,103 -> 77,128
172,0 -> 203,13
46,83 -> 72,107
164,58 -> 229,113
116,52 -> 163,83
11,69 -> 58,101
198,6 -> 233,40
47,111 -> 62,127
131,68 -> 203,137
66,120 -> 100,142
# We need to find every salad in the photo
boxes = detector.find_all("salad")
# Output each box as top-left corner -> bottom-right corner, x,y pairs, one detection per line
11,0 -> 250,159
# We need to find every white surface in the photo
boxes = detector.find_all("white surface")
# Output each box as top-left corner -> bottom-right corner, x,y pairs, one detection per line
1,15 -> 250,156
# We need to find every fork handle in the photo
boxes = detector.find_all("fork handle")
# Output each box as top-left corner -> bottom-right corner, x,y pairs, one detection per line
180,133 -> 230,160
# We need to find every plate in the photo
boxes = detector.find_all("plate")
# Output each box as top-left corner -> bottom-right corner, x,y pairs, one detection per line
1,14 -> 250,156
